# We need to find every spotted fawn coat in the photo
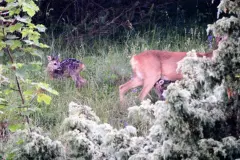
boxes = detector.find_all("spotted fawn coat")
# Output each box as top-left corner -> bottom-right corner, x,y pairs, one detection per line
47,55 -> 86,88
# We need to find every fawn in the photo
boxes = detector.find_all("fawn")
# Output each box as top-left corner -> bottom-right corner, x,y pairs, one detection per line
47,55 -> 86,88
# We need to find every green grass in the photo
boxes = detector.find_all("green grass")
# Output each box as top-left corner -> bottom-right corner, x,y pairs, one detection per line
2,25 -> 210,137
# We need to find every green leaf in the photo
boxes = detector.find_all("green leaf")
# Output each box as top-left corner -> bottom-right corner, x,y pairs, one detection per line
32,82 -> 59,95
0,41 -> 6,50
6,2 -> 18,10
5,40 -> 22,50
11,40 -> 22,50
8,123 -> 24,132
39,42 -> 49,48
23,40 -> 49,48
21,28 -> 33,38
8,23 -> 24,33
16,139 -> 24,145
30,49 -> 44,58
36,24 -> 46,32
4,88 -> 13,95
6,35 -> 20,40
23,39 -> 34,45
22,1 -> 39,17
6,0 -> 15,3
6,153 -> 16,160
37,93 -> 52,105
0,97 -> 8,104
23,90 -> 34,100
0,104 -> 6,110
28,31 -> 40,42
15,15 -> 31,23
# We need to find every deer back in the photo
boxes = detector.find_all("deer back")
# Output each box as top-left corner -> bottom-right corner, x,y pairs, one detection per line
131,50 -> 187,81
59,58 -> 85,76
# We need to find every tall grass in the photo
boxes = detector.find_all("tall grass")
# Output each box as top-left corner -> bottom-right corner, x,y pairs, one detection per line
26,25 -> 209,136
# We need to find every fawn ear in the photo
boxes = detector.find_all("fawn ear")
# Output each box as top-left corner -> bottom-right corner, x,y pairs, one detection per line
57,54 -> 60,60
47,56 -> 52,61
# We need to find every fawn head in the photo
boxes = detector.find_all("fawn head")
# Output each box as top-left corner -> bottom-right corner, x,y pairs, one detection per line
47,55 -> 61,72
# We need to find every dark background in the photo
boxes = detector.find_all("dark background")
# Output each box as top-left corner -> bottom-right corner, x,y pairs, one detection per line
34,0 -> 221,37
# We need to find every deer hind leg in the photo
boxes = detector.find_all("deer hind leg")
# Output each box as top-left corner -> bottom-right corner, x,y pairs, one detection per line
69,67 -> 86,88
119,77 -> 143,103
69,73 -> 82,88
75,74 -> 87,88
139,76 -> 160,101
70,74 -> 78,88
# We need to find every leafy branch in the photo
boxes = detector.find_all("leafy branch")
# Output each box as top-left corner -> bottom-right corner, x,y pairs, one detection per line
0,0 -> 57,132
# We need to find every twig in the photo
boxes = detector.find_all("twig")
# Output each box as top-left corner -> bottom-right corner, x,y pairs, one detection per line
5,47 -> 25,104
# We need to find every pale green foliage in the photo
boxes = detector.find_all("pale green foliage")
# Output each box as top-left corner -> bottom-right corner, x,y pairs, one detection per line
218,0 -> 240,16
198,137 -> 240,159
4,128 -> 65,160
128,99 -> 158,134
60,102 -> 150,160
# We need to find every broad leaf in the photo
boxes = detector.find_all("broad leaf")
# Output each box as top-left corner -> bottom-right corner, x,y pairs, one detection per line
6,35 -> 20,40
5,40 -> 22,50
0,97 -> 8,104
23,90 -> 34,100
6,0 -> 15,3
0,41 -> 6,50
37,93 -> 52,105
8,23 -> 24,33
8,123 -> 24,132
22,1 -> 39,17
15,15 -> 31,23
24,40 -> 49,48
36,24 -> 46,32
29,49 -> 44,58
6,2 -> 18,10
32,82 -> 59,95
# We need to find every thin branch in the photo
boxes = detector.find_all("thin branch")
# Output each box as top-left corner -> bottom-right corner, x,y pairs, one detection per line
5,47 -> 25,104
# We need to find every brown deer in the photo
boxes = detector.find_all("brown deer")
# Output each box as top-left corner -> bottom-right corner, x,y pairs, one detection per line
47,55 -> 86,88
119,50 -> 214,103
119,36 -> 226,103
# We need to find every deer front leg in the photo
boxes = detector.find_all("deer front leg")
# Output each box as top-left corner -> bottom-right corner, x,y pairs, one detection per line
69,74 -> 80,88
119,77 -> 143,103
139,76 -> 160,101
76,75 -> 87,88
78,75 -> 87,87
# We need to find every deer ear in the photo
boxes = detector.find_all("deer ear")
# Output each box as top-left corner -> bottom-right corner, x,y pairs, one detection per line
47,56 -> 52,61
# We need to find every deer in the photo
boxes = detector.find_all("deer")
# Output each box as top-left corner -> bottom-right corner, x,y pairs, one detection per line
119,37 -> 224,103
47,55 -> 86,88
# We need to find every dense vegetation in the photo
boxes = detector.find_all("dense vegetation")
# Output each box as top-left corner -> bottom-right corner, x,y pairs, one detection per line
0,0 -> 240,159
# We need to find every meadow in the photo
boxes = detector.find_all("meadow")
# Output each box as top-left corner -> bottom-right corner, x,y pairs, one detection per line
1,25 -> 210,138
26,25 -> 208,136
